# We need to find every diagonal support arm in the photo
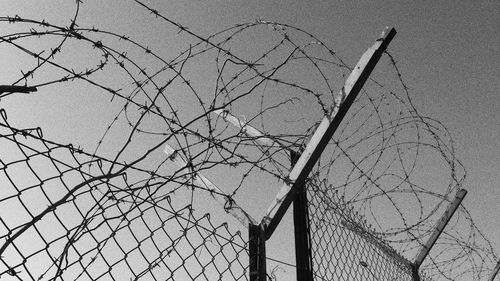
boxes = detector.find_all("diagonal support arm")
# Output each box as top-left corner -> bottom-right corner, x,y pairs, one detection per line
164,144 -> 257,226
413,189 -> 467,269
213,109 -> 285,149
261,27 -> 397,240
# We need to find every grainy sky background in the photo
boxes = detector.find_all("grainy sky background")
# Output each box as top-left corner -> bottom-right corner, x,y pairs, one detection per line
2,0 -> 499,278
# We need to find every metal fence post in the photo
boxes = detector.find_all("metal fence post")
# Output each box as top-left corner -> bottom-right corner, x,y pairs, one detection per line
293,184 -> 314,281
412,265 -> 421,281
262,27 -> 397,240
249,223 -> 266,281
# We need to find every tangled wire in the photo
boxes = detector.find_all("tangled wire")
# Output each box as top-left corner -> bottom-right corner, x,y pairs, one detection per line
0,1 -> 497,280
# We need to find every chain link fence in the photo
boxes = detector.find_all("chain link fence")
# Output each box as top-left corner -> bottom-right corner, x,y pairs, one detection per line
307,178 -> 417,281
0,110 -> 249,281
1,1 -> 499,280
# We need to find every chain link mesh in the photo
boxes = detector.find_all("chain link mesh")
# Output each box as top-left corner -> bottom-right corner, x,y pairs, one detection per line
1,1 -> 499,280
307,178 -> 415,281
0,110 -> 249,281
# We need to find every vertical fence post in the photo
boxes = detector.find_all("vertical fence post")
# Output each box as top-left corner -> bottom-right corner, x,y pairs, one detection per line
249,223 -> 266,281
412,266 -> 421,281
293,183 -> 314,281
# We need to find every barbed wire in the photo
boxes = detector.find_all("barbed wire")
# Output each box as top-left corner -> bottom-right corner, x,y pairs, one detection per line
0,1 -> 497,280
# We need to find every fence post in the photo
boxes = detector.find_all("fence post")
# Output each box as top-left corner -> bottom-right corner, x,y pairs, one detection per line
249,223 -> 266,281
293,182 -> 314,281
412,265 -> 421,281
261,27 -> 397,240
